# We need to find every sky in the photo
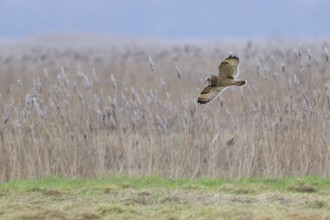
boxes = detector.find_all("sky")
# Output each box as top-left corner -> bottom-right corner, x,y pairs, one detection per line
1,0 -> 330,40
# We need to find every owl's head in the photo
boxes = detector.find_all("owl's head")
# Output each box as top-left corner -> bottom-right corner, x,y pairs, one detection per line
205,75 -> 218,85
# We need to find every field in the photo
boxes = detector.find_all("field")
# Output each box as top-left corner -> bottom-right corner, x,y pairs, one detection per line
0,36 -> 329,219
1,176 -> 330,219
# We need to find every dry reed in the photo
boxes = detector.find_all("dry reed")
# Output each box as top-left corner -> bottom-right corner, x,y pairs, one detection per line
0,39 -> 329,181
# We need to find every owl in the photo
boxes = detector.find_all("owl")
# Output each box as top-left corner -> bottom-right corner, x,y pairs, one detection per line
198,55 -> 246,104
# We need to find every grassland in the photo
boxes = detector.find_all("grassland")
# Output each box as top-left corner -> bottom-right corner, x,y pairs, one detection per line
0,36 -> 329,219
1,176 -> 330,219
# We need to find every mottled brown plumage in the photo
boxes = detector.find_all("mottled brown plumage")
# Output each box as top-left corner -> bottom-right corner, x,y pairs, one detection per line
198,55 -> 247,104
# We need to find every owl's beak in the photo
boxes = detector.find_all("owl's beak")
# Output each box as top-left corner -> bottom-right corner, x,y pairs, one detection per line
205,76 -> 212,85
205,76 -> 211,84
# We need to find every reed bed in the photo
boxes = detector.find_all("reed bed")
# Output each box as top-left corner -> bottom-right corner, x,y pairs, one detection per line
0,39 -> 329,181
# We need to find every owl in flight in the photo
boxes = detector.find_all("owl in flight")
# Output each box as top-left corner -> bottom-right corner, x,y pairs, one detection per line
197,55 -> 247,104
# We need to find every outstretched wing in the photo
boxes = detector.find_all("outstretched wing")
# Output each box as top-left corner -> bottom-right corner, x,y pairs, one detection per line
218,55 -> 240,80
197,86 -> 226,104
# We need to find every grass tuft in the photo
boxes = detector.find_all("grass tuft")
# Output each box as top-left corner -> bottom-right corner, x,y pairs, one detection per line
288,183 -> 317,193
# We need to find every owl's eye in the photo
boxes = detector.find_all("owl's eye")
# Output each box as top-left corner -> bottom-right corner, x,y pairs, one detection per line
211,77 -> 217,84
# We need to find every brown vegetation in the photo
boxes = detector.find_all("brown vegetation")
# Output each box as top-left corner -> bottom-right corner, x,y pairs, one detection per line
0,39 -> 329,181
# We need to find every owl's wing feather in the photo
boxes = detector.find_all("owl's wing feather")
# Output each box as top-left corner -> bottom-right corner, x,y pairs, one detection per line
197,86 -> 226,104
218,55 -> 240,80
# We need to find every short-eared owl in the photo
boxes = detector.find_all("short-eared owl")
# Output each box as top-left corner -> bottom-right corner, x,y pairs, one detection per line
197,55 -> 247,104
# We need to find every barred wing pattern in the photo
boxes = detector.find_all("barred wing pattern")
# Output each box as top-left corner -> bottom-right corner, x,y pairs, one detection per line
197,86 -> 226,104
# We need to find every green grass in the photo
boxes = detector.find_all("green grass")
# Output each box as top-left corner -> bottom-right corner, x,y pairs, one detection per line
1,176 -> 330,219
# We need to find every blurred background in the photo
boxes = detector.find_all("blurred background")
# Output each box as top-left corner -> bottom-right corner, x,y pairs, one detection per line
1,0 -> 330,41
1,0 -> 330,182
